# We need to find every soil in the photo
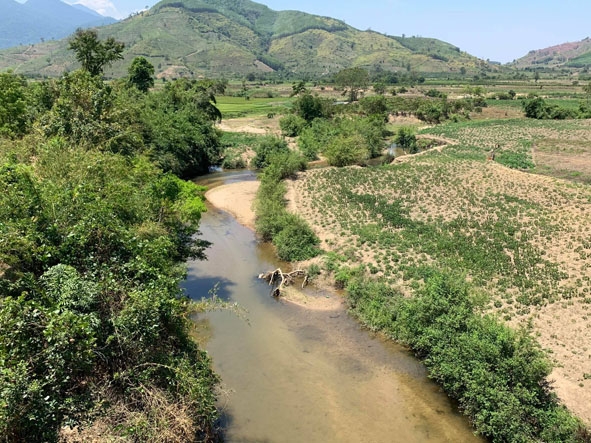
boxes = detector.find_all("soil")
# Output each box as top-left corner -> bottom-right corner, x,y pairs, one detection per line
217,116 -> 281,135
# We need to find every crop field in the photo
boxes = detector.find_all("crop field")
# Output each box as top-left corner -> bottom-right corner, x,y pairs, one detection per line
421,118 -> 591,183
217,96 -> 293,118
289,119 -> 591,422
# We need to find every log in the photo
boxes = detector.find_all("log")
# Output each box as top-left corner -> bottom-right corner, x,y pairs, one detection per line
258,268 -> 308,297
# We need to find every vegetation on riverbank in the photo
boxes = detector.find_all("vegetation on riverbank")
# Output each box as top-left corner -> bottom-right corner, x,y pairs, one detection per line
347,273 -> 589,442
271,77 -> 591,440
253,147 -> 320,262
0,43 -> 223,440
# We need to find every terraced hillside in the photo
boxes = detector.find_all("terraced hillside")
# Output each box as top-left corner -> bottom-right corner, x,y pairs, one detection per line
0,0 -> 492,78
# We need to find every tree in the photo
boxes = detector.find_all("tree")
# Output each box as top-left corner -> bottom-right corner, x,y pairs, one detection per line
68,29 -> 124,76
127,56 -> 154,92
0,71 -> 28,138
334,67 -> 369,102
395,127 -> 417,154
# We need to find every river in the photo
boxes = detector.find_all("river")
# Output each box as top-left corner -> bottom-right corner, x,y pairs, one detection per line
184,171 -> 481,443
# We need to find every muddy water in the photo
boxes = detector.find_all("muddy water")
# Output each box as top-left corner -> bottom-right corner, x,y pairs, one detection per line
184,171 -> 481,443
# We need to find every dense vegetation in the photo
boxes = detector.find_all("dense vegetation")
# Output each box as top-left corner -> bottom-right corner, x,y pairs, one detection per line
347,273 -> 588,442
0,54 -> 223,440
253,144 -> 320,262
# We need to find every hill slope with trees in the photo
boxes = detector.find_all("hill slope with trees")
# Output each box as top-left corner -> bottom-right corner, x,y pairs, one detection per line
510,37 -> 591,69
0,0 -> 494,79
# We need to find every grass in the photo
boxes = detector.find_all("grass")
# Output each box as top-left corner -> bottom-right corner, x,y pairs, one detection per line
217,96 -> 292,118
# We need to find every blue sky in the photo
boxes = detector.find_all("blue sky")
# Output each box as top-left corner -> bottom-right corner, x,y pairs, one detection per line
40,0 -> 591,63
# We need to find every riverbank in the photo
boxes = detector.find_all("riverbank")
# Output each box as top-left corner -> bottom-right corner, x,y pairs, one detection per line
286,159 -> 591,436
203,177 -> 342,311
205,181 -> 259,230
187,180 -> 483,443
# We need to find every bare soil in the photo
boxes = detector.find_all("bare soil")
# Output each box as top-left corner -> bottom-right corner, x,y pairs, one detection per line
217,116 -> 281,135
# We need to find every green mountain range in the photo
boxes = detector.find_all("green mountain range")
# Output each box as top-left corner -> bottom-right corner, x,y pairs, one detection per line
510,37 -> 591,70
0,0 -> 493,79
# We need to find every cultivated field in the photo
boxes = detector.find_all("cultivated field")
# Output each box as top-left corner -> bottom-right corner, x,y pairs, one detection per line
288,119 -> 591,423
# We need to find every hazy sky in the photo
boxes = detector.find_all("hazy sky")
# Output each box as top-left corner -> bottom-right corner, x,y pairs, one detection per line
40,0 -> 591,63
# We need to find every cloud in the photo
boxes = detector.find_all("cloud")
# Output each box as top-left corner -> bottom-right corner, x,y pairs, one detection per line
68,0 -> 122,19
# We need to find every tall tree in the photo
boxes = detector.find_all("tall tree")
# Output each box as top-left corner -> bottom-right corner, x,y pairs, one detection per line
0,71 -> 28,138
334,67 -> 369,102
68,29 -> 124,77
127,56 -> 155,93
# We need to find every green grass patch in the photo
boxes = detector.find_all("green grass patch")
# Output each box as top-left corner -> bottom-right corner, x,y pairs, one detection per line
217,96 -> 293,118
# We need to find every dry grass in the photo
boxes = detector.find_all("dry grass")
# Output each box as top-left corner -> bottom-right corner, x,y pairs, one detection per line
59,386 -> 201,443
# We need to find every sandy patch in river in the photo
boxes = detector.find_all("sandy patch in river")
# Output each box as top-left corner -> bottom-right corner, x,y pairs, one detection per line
205,181 -> 259,230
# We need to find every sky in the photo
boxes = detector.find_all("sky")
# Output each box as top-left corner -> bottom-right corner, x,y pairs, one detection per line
34,0 -> 591,63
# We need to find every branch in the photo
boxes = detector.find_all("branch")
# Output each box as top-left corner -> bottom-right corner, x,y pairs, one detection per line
258,268 -> 308,297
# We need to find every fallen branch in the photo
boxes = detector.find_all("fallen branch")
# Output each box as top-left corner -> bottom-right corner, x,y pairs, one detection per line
258,268 -> 308,297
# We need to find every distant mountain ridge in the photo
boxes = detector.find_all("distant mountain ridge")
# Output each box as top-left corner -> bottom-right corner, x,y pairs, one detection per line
511,37 -> 591,69
0,0 -> 495,79
0,0 -> 117,49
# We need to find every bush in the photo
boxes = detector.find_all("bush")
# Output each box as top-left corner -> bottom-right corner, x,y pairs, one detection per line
346,273 -> 589,442
394,127 -> 417,154
273,214 -> 320,261
279,114 -> 306,137
324,133 -> 368,167
252,136 -> 289,169
254,156 -> 320,261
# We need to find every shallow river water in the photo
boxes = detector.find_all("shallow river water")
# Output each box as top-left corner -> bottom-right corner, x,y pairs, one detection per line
184,171 -> 481,443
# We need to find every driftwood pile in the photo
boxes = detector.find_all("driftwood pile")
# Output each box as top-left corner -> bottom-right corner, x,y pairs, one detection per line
258,268 -> 309,297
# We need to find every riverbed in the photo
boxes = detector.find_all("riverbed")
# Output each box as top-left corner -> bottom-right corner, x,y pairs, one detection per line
184,171 -> 481,443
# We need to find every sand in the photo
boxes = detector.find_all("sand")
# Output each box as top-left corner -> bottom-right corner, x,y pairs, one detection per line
205,181 -> 259,230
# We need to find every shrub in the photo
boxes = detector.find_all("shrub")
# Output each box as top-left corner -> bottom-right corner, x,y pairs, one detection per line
279,114 -> 306,137
394,127 -> 417,154
346,273 -> 589,442
324,133 -> 368,167
273,214 -> 320,261
252,136 -> 289,169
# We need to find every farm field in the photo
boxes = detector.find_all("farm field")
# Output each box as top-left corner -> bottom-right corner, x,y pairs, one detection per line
287,117 -> 591,424
216,95 -> 293,118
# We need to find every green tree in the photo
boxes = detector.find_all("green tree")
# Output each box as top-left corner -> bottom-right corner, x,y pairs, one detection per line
0,71 -> 28,138
324,133 -> 368,166
127,56 -> 155,92
335,67 -> 369,102
292,93 -> 329,122
395,127 -> 417,154
68,29 -> 124,76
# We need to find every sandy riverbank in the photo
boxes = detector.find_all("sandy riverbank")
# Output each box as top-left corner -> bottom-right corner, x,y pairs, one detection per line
205,181 -> 259,230
204,178 -> 343,311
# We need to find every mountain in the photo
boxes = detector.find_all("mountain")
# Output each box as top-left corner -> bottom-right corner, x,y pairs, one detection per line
0,0 -> 494,79
71,3 -> 104,18
510,37 -> 591,69
0,0 -> 117,49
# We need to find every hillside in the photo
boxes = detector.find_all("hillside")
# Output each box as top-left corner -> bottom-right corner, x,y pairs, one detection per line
0,0 -> 117,49
0,0 -> 493,79
510,37 -> 591,69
